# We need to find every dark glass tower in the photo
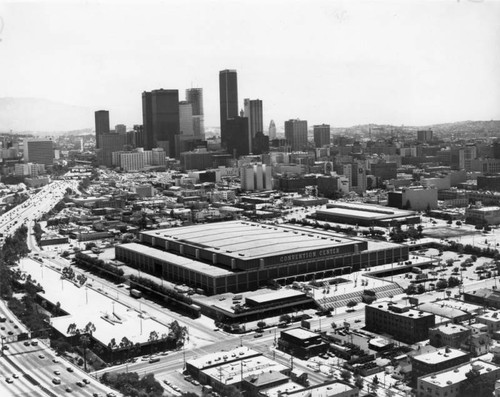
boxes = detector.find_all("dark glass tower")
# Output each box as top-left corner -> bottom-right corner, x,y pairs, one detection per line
219,70 -> 238,147
142,89 -> 180,158
94,110 -> 110,149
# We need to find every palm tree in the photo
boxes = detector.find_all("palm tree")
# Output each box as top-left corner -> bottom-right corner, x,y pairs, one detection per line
121,336 -> 132,361
84,322 -> 96,336
80,335 -> 90,372
67,322 -> 80,338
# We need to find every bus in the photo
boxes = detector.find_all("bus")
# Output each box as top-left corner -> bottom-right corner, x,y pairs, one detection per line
130,289 -> 142,299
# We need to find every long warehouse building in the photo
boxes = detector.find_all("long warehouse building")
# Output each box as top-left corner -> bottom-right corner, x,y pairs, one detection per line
115,221 -> 408,294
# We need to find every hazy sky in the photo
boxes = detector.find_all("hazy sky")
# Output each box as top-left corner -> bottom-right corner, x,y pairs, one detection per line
1,0 -> 499,130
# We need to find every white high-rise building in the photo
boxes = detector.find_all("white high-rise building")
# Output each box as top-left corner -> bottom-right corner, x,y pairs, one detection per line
240,163 -> 272,191
268,120 -> 277,140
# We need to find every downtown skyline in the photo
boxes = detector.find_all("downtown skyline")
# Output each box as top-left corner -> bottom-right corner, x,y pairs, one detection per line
0,0 -> 499,131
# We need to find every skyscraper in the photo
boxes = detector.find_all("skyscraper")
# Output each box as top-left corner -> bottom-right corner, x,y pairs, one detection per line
24,139 -> 54,166
142,89 -> 180,158
226,116 -> 250,158
219,70 -> 238,147
244,98 -> 263,152
94,110 -> 110,149
268,120 -> 277,141
179,101 -> 194,136
186,88 -> 205,138
115,124 -> 126,135
285,119 -> 308,151
313,124 -> 330,148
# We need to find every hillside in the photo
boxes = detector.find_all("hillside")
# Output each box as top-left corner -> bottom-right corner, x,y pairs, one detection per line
0,97 -> 92,133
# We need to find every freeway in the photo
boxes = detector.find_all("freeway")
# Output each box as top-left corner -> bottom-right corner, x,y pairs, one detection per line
0,179 -> 78,241
3,340 -> 120,397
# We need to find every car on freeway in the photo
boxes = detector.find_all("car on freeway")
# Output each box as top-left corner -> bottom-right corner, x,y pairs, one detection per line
31,341 -> 38,346
83,379 -> 90,385
2,345 -> 9,351
12,374 -> 18,379
253,333 -> 263,338
23,341 -> 30,346
54,370 -> 61,375
38,354 -> 45,359
65,387 -> 72,392
52,378 -> 61,385
5,378 -> 13,383
76,381 -> 85,387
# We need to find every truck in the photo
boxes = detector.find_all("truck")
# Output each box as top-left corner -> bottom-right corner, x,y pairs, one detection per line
130,289 -> 142,299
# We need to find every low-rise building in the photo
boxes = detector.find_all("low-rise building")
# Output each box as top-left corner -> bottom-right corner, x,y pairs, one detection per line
277,328 -> 329,359
476,311 -> 500,335
465,205 -> 500,226
411,347 -> 470,383
429,323 -> 471,349
417,360 -> 500,397
365,302 -> 435,344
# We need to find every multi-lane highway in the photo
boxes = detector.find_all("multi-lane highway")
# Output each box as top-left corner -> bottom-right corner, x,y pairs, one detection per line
0,180 -> 78,241
1,340 -> 119,397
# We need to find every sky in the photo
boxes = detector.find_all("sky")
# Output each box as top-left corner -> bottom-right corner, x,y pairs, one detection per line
1,0 -> 499,130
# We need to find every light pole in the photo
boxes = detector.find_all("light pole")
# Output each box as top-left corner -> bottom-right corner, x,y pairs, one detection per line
85,287 -> 88,305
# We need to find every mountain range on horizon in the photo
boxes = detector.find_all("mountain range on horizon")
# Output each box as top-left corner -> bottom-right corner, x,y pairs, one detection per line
0,97 -> 498,136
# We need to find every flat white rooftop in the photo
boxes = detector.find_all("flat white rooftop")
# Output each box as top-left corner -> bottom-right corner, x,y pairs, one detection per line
413,348 -> 468,365
420,360 -> 500,387
142,221 -> 357,260
119,242 -> 234,277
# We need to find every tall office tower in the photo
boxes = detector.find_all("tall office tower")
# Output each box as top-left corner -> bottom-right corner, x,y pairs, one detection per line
268,120 -> 277,140
95,110 -> 110,149
142,92 -> 153,149
24,139 -> 54,166
186,88 -> 205,138
115,124 -> 126,135
313,124 -> 330,148
179,101 -> 194,136
219,69 -> 239,147
97,134 -> 127,167
226,116 -> 250,157
243,98 -> 263,152
417,129 -> 433,143
142,89 -> 180,158
284,119 -> 308,151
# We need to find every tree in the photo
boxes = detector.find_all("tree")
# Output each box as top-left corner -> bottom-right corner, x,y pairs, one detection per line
80,335 -> 91,372
346,300 -> 358,309
436,279 -> 448,290
67,323 -> 79,336
257,320 -> 266,329
340,370 -> 352,382
354,375 -> 364,389
84,322 -> 96,336
224,386 -> 243,397
148,331 -> 159,354
331,322 -> 337,329
417,284 -> 425,294
279,314 -> 291,324
167,320 -> 188,349
406,283 -> 417,295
